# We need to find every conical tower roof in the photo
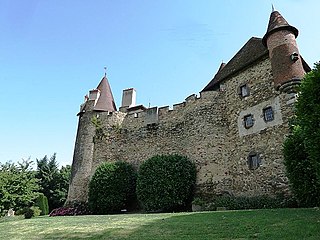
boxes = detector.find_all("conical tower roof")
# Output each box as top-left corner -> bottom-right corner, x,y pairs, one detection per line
94,76 -> 117,112
262,10 -> 298,46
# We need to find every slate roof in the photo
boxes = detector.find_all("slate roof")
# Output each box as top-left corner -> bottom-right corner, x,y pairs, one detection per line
262,10 -> 298,46
94,76 -> 117,112
202,37 -> 268,92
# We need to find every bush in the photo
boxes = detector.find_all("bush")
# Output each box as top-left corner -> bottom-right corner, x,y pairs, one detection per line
283,127 -> 319,207
23,206 -> 41,219
283,63 -> 320,207
49,202 -> 91,216
34,193 -> 49,215
24,208 -> 34,219
205,195 -> 296,211
88,161 -> 137,214
136,154 -> 196,212
31,206 -> 41,217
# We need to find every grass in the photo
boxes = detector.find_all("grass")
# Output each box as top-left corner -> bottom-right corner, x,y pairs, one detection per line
0,208 -> 319,239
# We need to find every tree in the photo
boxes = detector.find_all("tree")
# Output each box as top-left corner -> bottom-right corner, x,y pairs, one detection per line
0,159 -> 40,215
36,154 -> 71,211
284,63 -> 320,206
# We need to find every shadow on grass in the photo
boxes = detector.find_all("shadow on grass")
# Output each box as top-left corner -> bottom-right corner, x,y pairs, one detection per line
120,208 -> 320,240
22,208 -> 320,240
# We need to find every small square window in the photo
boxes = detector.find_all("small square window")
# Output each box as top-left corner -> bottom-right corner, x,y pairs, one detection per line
239,84 -> 249,97
248,153 -> 260,170
263,107 -> 274,122
244,114 -> 254,128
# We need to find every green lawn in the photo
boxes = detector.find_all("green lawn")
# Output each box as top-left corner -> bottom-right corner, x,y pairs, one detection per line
0,208 -> 319,239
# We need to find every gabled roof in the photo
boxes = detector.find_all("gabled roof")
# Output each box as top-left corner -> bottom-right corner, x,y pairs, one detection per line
94,76 -> 117,112
202,37 -> 268,92
262,10 -> 298,46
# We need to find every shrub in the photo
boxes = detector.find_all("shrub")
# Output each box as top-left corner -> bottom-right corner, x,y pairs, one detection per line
136,154 -> 196,212
23,206 -> 41,219
283,127 -> 319,207
205,195 -> 296,211
49,202 -> 91,216
24,208 -> 34,219
283,63 -> 320,207
31,206 -> 41,217
15,206 -> 41,219
88,161 -> 137,214
34,193 -> 49,215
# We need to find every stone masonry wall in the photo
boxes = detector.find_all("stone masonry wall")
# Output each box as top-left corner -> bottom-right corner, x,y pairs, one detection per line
88,56 -> 294,200
221,57 -> 293,197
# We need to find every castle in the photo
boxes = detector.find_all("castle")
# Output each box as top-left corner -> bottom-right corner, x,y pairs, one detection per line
66,10 -> 311,204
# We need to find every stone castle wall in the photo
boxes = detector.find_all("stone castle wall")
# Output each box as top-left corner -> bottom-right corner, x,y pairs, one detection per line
87,56 -> 295,199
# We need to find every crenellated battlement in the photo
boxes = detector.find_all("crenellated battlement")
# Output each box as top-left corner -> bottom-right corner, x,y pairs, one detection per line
67,9 -> 308,205
118,89 -> 224,127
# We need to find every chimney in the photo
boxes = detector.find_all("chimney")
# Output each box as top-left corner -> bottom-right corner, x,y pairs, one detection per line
89,89 -> 100,101
121,88 -> 136,111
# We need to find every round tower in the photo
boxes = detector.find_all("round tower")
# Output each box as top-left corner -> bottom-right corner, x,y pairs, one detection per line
66,110 -> 96,204
262,10 -> 306,93
66,75 -> 117,205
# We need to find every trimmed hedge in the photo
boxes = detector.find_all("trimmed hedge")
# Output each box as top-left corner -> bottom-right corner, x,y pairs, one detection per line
88,161 -> 137,214
35,193 -> 49,215
136,154 -> 196,212
205,195 -> 297,211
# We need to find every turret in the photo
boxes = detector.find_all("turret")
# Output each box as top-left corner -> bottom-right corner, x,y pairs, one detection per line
66,75 -> 117,205
262,10 -> 306,93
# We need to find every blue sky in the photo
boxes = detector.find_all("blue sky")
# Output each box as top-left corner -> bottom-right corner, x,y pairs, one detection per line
0,0 -> 319,167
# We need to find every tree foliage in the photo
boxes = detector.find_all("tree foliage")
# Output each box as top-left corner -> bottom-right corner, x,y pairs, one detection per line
0,159 -> 40,216
136,154 -> 196,212
284,63 -> 320,206
88,161 -> 137,214
36,153 -> 71,211
34,193 -> 49,215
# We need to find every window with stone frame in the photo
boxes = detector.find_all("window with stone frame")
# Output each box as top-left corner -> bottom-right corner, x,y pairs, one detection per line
244,114 -> 254,128
248,152 -> 261,170
263,106 -> 274,122
238,84 -> 250,97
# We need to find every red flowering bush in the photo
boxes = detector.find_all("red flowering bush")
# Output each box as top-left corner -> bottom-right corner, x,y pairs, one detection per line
49,202 -> 90,216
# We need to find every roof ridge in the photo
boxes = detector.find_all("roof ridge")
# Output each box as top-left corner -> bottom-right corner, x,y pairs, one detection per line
202,37 -> 268,92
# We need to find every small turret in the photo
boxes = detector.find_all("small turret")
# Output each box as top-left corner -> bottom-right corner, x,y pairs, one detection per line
262,10 -> 306,93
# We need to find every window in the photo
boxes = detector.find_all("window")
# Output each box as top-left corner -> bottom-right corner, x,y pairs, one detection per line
263,107 -> 274,122
244,114 -> 254,128
248,153 -> 261,170
239,84 -> 249,97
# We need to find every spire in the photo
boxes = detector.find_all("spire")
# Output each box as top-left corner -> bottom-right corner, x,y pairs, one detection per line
94,76 -> 117,112
271,4 -> 275,12
262,10 -> 298,46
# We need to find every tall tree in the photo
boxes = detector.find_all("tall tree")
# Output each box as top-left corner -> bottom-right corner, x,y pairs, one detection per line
36,154 -> 71,211
284,63 -> 320,206
0,159 -> 40,215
